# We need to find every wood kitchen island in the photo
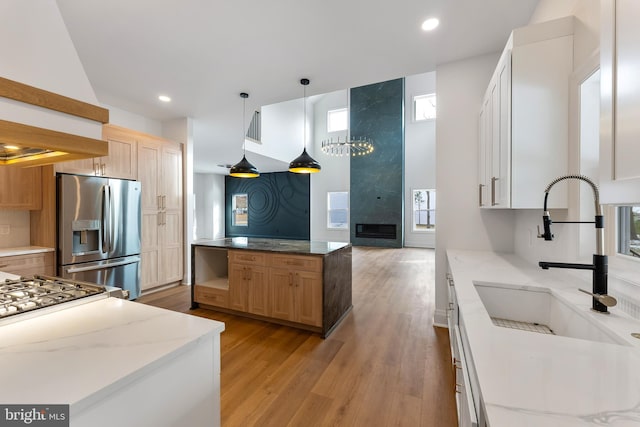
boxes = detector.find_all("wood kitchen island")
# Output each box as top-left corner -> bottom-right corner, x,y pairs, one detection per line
191,238 -> 352,337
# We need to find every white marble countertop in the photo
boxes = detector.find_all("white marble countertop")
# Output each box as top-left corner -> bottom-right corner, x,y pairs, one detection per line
0,298 -> 225,413
447,250 -> 640,427
0,246 -> 55,257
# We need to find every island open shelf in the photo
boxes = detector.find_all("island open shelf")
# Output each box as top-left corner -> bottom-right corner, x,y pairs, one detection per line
191,238 -> 352,338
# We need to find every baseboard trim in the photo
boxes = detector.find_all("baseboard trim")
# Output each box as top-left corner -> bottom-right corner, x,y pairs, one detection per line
433,309 -> 448,328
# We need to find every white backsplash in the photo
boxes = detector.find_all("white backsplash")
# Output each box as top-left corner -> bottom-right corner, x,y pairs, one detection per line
0,210 -> 30,248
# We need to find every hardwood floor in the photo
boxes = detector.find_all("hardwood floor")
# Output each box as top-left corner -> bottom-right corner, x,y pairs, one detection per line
138,246 -> 457,427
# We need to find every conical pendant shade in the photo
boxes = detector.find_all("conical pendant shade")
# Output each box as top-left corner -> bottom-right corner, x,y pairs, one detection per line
230,154 -> 260,178
289,148 -> 321,173
289,78 -> 321,174
229,92 -> 259,178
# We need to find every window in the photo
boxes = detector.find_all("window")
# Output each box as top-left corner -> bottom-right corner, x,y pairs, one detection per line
413,189 -> 435,231
327,108 -> 348,132
414,94 -> 436,121
617,206 -> 640,257
328,191 -> 349,229
232,194 -> 248,226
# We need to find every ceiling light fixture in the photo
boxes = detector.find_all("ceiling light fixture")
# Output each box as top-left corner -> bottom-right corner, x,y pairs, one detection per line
230,92 -> 260,178
158,95 -> 171,102
321,136 -> 374,157
289,78 -> 321,174
421,17 -> 440,31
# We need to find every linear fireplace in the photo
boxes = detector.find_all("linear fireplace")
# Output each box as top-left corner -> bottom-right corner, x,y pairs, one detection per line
355,224 -> 397,240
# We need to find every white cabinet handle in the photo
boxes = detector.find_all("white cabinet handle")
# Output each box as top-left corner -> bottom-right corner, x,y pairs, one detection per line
491,176 -> 498,206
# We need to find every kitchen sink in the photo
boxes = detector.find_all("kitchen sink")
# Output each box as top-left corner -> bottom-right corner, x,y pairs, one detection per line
473,282 -> 628,346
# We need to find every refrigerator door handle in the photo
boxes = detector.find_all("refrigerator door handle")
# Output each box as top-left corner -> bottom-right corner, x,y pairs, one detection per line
65,256 -> 141,274
109,184 -> 116,255
101,185 -> 111,253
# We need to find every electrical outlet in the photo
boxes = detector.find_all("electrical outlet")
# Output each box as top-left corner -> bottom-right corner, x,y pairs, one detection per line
0,224 -> 10,235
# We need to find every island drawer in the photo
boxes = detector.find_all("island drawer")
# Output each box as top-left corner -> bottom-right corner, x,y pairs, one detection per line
194,285 -> 228,308
270,254 -> 322,272
228,250 -> 267,265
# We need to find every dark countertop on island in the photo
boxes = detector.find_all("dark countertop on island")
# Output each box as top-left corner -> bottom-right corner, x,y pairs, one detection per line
193,237 -> 350,255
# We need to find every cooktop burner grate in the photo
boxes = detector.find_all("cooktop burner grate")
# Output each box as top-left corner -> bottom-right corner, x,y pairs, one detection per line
0,275 -> 106,319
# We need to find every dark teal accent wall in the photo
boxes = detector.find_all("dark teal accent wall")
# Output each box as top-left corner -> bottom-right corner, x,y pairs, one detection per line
350,78 -> 404,248
225,172 -> 310,240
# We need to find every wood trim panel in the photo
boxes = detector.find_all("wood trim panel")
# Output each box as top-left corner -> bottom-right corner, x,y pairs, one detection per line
0,77 -> 109,123
0,120 -> 108,166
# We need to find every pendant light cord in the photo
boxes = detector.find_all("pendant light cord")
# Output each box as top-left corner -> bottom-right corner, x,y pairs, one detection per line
242,95 -> 246,154
303,83 -> 306,150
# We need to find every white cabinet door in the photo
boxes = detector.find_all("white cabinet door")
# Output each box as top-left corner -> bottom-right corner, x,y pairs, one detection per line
455,326 -> 479,427
478,17 -> 573,209
495,50 -> 512,208
600,0 -> 640,203
478,87 -> 493,208
511,35 -> 572,208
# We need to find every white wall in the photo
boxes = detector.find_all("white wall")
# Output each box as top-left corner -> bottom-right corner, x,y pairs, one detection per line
434,53 -> 516,326
254,98 -> 315,164
310,90 -> 350,243
103,104 -> 162,135
405,72 -> 436,248
194,173 -> 225,240
0,0 -> 101,142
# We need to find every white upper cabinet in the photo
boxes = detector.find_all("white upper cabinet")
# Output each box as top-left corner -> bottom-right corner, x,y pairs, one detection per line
600,0 -> 640,204
479,16 -> 574,209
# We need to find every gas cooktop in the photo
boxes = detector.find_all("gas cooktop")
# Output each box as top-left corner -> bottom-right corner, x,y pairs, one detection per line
0,275 -> 113,321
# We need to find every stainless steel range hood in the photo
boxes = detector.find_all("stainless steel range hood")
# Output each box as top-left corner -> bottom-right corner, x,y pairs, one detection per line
0,77 -> 109,167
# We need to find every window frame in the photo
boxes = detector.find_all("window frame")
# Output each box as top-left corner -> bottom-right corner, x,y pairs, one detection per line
232,193 -> 249,227
413,93 -> 436,122
327,108 -> 349,133
327,191 -> 349,230
412,188 -> 436,232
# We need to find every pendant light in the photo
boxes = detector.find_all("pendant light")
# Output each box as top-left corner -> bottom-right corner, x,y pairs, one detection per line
230,92 -> 260,178
289,78 -> 321,174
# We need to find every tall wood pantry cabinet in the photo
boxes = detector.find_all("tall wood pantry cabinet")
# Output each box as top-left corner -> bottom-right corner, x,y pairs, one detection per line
138,136 -> 183,290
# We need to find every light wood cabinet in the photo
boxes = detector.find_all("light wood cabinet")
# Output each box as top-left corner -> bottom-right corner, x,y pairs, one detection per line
269,254 -> 323,327
138,137 -> 183,290
600,0 -> 640,203
0,251 -> 54,276
192,247 -> 228,308
0,166 -> 41,210
478,16 -> 573,209
192,242 -> 352,337
55,124 -> 137,179
228,250 -> 268,316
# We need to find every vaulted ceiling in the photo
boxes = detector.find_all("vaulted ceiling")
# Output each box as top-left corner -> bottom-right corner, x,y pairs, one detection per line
56,0 -> 539,173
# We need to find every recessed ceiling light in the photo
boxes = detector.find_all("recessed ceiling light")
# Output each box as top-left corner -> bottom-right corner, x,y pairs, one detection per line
158,95 -> 171,102
4,145 -> 19,150
421,17 -> 439,31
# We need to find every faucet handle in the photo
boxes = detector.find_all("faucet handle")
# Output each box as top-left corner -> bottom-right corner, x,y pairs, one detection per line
578,288 -> 617,307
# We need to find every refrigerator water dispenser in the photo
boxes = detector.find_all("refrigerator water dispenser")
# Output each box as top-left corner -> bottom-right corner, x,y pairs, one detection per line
72,219 -> 100,255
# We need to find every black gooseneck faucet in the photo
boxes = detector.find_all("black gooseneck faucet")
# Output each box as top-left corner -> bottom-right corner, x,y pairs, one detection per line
537,175 -> 611,313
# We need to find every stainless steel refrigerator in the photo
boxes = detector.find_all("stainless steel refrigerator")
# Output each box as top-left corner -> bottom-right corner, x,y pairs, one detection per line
57,174 -> 141,299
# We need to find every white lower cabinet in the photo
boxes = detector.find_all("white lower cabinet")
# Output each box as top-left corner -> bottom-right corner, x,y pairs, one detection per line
454,325 -> 478,427
447,271 -> 485,427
